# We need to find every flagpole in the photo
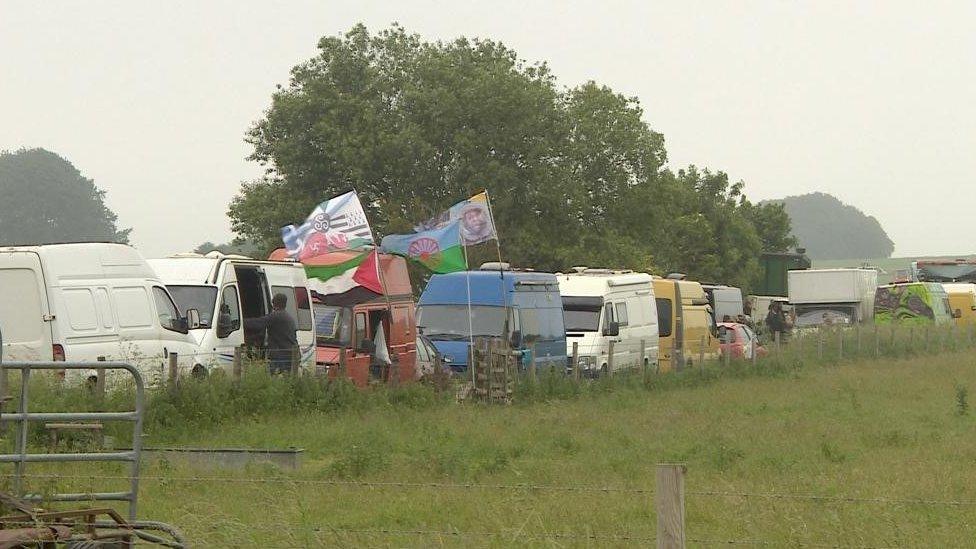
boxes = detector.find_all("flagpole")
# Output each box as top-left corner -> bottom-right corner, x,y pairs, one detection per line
484,190 -> 505,270
462,235 -> 476,386
484,189 -> 516,371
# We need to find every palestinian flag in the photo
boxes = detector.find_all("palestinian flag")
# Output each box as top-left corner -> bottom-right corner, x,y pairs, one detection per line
300,250 -> 383,295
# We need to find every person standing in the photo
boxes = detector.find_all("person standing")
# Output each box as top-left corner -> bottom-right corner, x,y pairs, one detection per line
245,293 -> 298,375
765,302 -> 788,343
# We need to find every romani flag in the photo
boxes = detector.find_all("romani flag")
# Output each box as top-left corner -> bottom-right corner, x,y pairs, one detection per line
379,221 -> 467,274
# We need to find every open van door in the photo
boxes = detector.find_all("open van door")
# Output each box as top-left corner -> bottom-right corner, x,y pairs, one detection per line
0,251 -> 55,361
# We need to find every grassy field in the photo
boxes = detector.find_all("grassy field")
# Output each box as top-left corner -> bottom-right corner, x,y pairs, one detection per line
13,342 -> 976,547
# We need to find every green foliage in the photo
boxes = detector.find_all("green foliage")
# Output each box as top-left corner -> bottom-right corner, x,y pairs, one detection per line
0,148 -> 130,245
193,238 -> 265,257
774,192 -> 894,260
231,24 -> 793,285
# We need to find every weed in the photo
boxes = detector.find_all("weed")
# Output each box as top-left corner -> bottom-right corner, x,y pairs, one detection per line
956,385 -> 969,416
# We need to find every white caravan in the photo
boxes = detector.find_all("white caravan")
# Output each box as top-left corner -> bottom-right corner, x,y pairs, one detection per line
558,269 -> 659,375
148,252 -> 315,375
0,243 -> 198,384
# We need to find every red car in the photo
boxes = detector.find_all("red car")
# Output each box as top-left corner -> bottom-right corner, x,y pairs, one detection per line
717,322 -> 767,360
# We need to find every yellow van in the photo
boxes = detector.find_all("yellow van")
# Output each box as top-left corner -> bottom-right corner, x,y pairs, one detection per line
653,278 -> 720,372
943,283 -> 976,326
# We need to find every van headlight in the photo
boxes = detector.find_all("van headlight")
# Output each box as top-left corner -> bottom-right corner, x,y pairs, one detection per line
443,355 -> 454,364
576,356 -> 597,370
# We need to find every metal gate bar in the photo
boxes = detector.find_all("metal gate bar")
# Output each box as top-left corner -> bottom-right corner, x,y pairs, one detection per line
0,361 -> 145,521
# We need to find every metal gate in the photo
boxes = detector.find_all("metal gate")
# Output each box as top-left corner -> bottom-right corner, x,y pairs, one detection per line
0,360 -> 145,521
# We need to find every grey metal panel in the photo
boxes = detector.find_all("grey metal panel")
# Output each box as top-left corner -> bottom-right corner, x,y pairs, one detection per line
0,452 -> 135,463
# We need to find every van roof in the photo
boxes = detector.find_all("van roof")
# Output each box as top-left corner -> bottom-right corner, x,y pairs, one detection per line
148,254 -> 300,285
557,272 -> 652,296
0,243 -> 157,282
419,270 -> 558,306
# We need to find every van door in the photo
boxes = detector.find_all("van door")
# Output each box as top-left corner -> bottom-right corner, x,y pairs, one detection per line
0,252 -> 54,361
611,300 -> 631,370
266,264 -> 314,370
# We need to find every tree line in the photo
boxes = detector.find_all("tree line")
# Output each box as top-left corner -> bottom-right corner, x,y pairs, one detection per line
230,24 -> 793,291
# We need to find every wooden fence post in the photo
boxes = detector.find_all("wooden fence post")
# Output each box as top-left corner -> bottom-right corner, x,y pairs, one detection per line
606,341 -> 615,378
817,328 -> 823,360
232,346 -> 243,383
722,333 -> 730,368
698,336 -> 705,371
95,367 -> 106,401
874,325 -> 880,357
167,352 -> 178,390
656,464 -> 687,549
571,342 -> 580,382
838,328 -> 843,360
290,345 -> 300,376
855,325 -> 861,356
775,330 -> 781,354
640,339 -> 647,380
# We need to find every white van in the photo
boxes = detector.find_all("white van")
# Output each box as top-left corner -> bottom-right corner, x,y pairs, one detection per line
0,243 -> 198,384
558,269 -> 659,375
148,252 -> 315,375
703,284 -> 744,323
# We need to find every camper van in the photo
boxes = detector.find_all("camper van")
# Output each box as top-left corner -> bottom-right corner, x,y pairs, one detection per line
653,277 -> 719,372
558,269 -> 658,375
0,243 -> 198,384
874,282 -> 954,325
702,284 -> 744,323
269,249 -> 418,388
417,264 -> 566,373
943,283 -> 976,326
148,252 -> 315,375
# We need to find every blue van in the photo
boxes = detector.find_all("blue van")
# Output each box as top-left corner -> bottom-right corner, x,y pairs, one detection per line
417,264 -> 567,373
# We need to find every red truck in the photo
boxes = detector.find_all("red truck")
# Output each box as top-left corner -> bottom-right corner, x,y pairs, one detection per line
269,249 -> 417,387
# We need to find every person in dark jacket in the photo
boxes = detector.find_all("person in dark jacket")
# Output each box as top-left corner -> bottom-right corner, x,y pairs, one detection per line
245,293 -> 297,375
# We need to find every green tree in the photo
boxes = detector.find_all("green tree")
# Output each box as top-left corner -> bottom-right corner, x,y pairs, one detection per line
774,192 -> 893,259
0,148 -> 130,245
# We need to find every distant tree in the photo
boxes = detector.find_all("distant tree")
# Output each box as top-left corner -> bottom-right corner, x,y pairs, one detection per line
193,239 -> 264,257
0,148 -> 130,245
774,192 -> 893,259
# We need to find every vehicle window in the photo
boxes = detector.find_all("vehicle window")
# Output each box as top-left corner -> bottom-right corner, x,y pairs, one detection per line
562,296 -> 602,332
416,305 -> 506,339
520,308 -> 541,342
271,285 -> 300,326
615,302 -> 629,327
656,298 -> 673,337
293,287 -> 313,331
167,285 -> 218,326
152,287 -> 183,332
604,302 -> 615,330
717,325 -> 731,343
314,305 -> 351,346
218,286 -> 241,335
415,338 -> 430,362
354,312 -> 368,346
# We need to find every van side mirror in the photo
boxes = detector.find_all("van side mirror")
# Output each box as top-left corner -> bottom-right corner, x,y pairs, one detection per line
510,330 -> 523,348
186,309 -> 201,330
954,309 -> 963,319
603,322 -> 619,337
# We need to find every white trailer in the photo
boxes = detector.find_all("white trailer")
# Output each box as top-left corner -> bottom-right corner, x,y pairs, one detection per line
788,268 -> 878,327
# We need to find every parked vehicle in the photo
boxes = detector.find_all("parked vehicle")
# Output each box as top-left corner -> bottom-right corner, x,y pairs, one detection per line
280,250 -> 417,387
874,282 -> 954,325
418,263 -> 566,373
717,322 -> 767,360
652,277 -> 719,372
148,252 -> 314,375
703,284 -> 744,323
415,333 -> 445,380
0,243 -> 197,384
745,295 -> 791,330
788,269 -> 878,329
912,259 -> 976,284
756,248 -> 811,297
558,268 -> 658,376
943,283 -> 976,326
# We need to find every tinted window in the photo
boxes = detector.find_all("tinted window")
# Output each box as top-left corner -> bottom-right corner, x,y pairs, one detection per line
415,337 -> 430,362
615,302 -> 629,327
218,286 -> 241,335
152,287 -> 183,332
603,303 -> 614,330
314,305 -> 351,346
656,298 -> 673,337
562,296 -> 602,332
354,312 -> 368,346
416,305 -> 506,339
293,287 -> 313,331
272,285 -> 299,326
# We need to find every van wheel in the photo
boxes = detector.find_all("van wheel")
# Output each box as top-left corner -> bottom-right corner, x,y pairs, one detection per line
191,365 -> 207,379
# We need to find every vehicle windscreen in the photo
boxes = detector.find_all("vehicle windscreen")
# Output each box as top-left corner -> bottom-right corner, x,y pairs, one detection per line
562,296 -> 603,332
314,304 -> 351,346
167,285 -> 218,327
417,305 -> 507,340
795,306 -> 854,327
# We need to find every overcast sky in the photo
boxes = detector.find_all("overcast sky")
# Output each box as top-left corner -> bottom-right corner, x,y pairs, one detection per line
2,1 -> 974,258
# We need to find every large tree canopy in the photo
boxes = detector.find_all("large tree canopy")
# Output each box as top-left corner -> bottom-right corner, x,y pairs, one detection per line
231,24 -> 792,291
0,148 -> 130,245
774,192 -> 893,260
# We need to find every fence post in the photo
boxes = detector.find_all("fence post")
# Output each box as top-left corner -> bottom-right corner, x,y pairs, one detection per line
817,328 -> 823,360
607,340 -> 615,378
640,339 -> 647,380
290,345 -> 300,376
529,352 -> 537,384
698,336 -> 706,371
232,346 -> 243,383
722,333 -> 730,368
855,324 -> 861,356
95,366 -> 106,401
656,464 -> 687,549
774,330 -> 781,354
837,328 -> 843,360
338,347 -> 347,380
167,352 -> 178,390
874,325 -> 880,357
571,342 -> 580,382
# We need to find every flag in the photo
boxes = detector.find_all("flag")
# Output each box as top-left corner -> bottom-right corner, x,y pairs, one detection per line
415,191 -> 497,246
302,250 -> 383,296
380,221 -> 467,274
281,190 -> 374,260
